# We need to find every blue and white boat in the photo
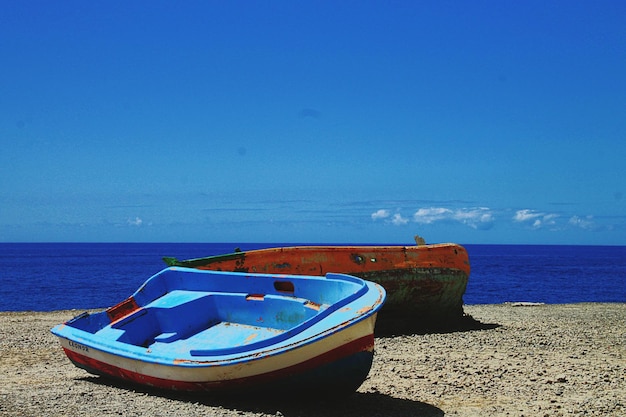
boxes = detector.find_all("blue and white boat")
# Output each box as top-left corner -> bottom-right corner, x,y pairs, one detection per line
51,267 -> 385,395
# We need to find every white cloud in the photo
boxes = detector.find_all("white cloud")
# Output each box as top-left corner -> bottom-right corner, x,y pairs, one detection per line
543,213 -> 559,224
372,204 -> 610,236
452,207 -> 495,230
513,209 -> 543,222
127,217 -> 143,226
371,209 -> 390,220
391,213 -> 409,225
569,215 -> 595,230
372,209 -> 390,220
513,209 -> 559,229
413,207 -> 495,230
371,209 -> 409,225
413,207 -> 453,224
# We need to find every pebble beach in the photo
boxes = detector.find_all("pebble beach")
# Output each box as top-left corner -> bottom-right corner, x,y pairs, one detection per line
1,303 -> 624,417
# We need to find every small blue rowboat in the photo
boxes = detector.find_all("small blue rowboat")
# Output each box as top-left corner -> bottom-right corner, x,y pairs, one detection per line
51,267 -> 386,395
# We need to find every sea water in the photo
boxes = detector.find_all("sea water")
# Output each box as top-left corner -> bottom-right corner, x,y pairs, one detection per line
1,243 -> 624,311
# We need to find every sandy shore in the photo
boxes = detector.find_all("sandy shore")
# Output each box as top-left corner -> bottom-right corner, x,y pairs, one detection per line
1,303 -> 624,417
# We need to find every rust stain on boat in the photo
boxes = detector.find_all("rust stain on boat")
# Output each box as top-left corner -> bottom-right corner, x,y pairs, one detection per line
244,333 -> 258,343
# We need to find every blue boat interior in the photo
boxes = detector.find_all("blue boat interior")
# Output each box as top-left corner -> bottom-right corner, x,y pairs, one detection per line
63,267 -> 369,357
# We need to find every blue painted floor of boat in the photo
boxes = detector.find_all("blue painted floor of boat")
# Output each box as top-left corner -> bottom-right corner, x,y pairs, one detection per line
149,321 -> 285,356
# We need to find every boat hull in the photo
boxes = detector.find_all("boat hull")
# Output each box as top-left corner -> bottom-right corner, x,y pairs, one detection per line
51,268 -> 385,394
56,316 -> 376,394
164,243 -> 470,321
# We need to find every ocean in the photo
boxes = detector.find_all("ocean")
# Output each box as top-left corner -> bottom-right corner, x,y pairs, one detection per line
1,243 -> 625,312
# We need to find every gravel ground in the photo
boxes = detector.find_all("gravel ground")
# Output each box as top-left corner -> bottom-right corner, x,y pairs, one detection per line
1,303 -> 624,416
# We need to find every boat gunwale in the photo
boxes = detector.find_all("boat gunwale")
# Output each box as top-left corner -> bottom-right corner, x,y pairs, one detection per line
163,243 -> 469,270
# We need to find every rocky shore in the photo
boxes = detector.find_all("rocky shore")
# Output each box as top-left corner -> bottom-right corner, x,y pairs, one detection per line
1,303 -> 624,416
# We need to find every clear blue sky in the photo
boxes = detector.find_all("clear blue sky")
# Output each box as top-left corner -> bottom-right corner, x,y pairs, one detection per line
1,1 -> 625,245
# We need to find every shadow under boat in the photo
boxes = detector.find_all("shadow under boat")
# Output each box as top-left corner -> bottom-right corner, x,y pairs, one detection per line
81,375 -> 445,417
375,312 -> 500,337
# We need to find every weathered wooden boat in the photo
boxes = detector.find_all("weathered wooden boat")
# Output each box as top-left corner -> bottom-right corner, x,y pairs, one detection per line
163,240 -> 470,325
51,267 -> 386,395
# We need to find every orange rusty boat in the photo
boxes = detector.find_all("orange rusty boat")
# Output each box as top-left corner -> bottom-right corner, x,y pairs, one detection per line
164,237 -> 470,325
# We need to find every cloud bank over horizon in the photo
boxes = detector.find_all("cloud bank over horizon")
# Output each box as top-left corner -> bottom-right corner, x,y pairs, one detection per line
372,206 -> 495,230
371,205 -> 618,235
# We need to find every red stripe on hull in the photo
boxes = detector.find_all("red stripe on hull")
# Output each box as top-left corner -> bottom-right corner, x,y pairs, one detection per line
63,334 -> 374,392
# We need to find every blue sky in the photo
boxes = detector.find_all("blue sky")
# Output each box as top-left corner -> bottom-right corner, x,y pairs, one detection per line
1,1 -> 625,245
